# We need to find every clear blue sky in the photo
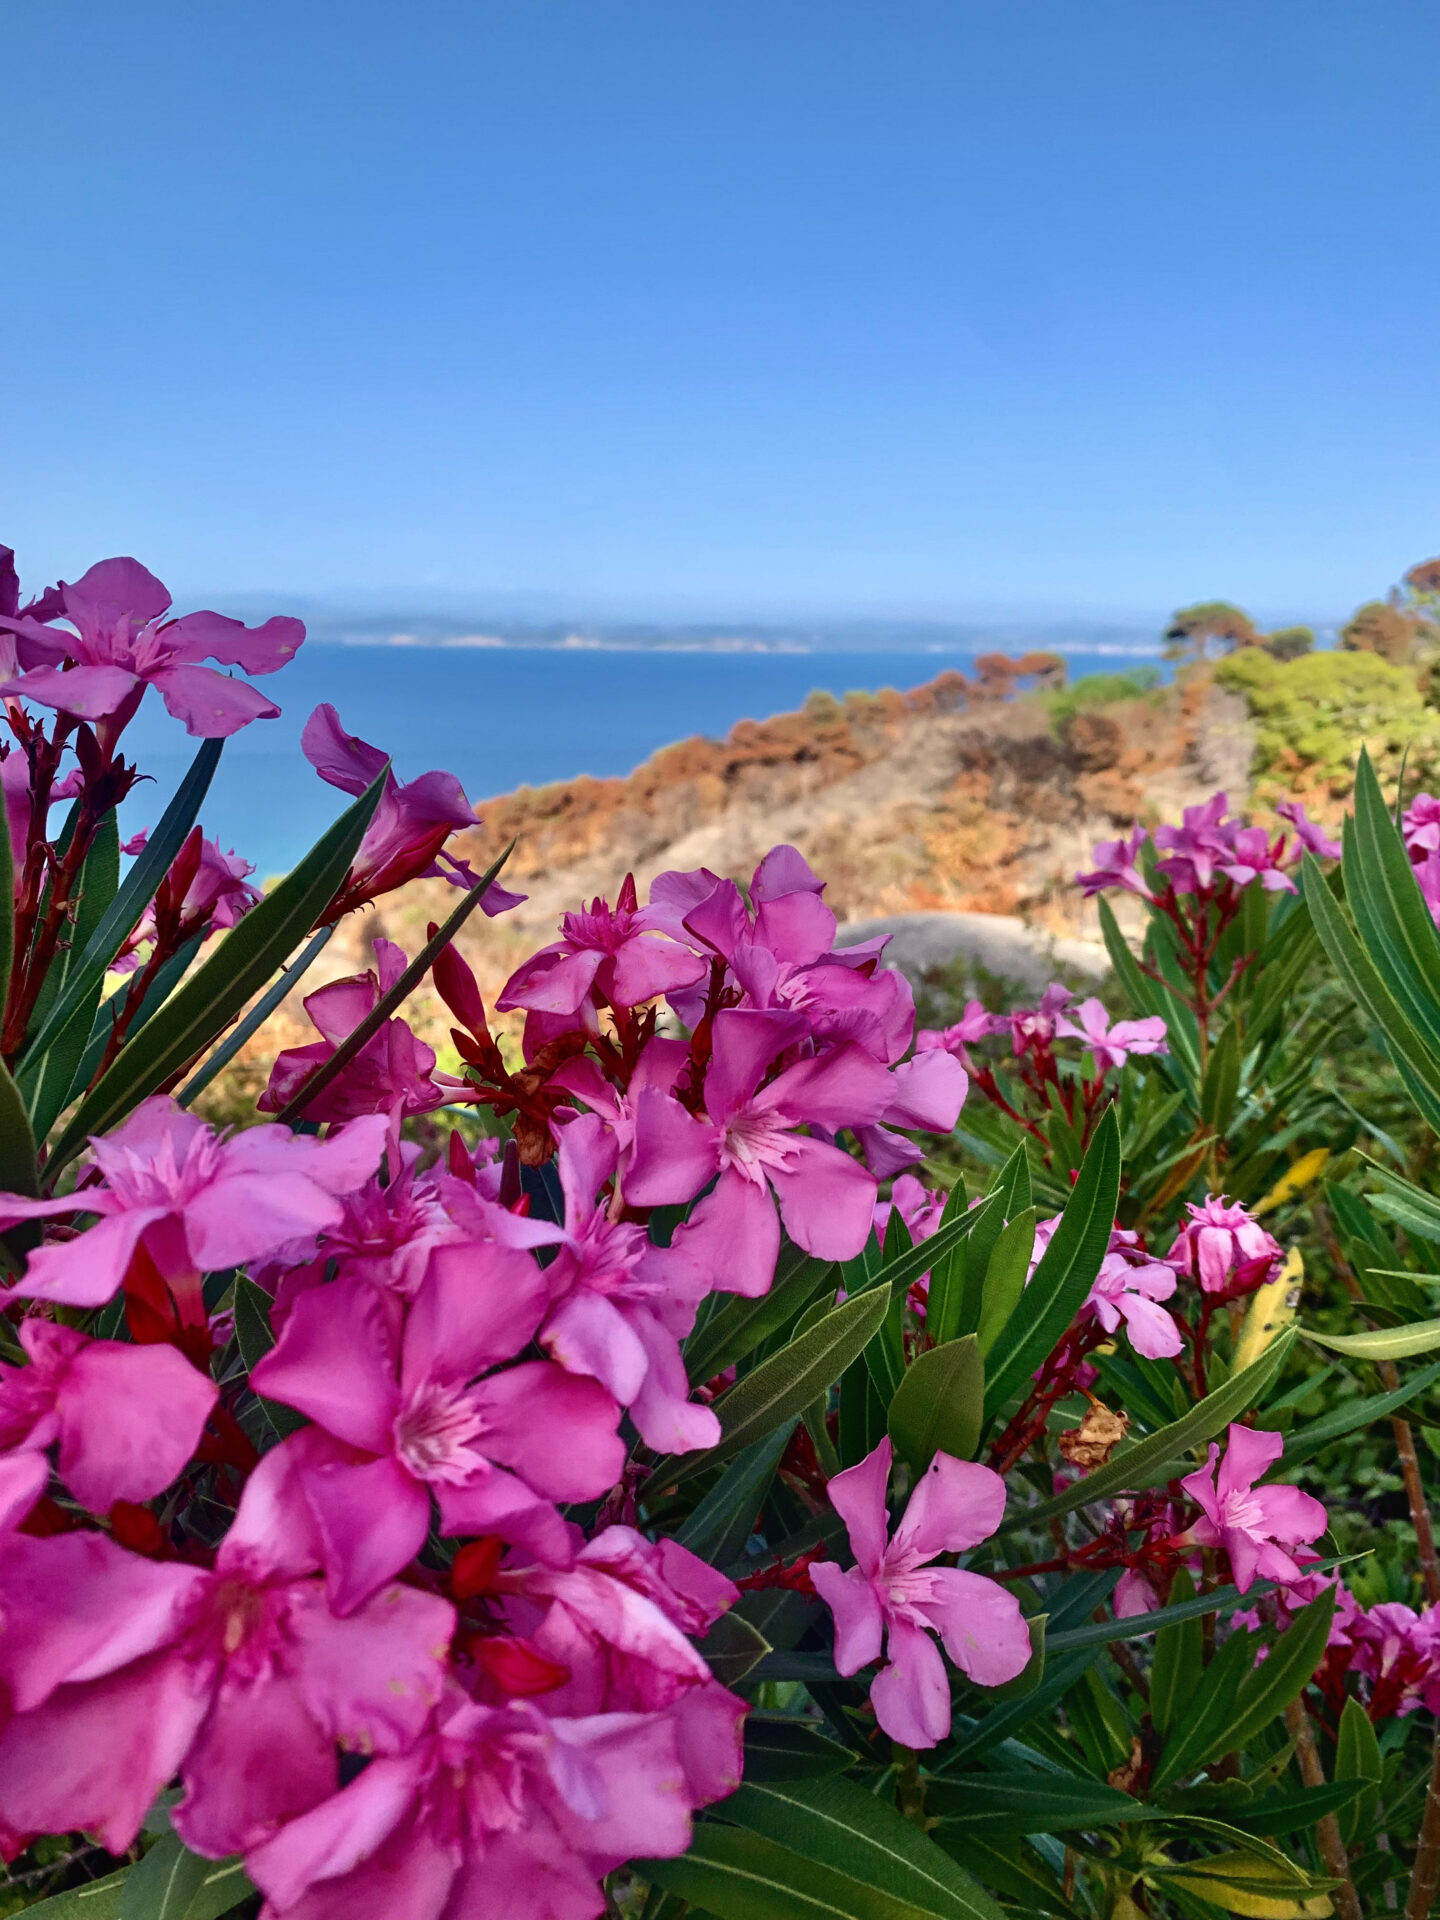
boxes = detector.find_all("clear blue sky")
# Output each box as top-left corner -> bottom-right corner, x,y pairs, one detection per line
3,1 -> 1436,625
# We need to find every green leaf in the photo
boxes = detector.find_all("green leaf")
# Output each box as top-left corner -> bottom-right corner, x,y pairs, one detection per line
697,1609 -> 771,1686
947,1648 -> 1101,1760
177,924 -> 334,1109
888,1335 -> 985,1472
0,1049 -> 38,1211
931,1832 -> 1080,1920
647,1286 -> 889,1495
1150,1853 -> 1332,1918
976,1207 -> 1036,1356
952,1145 -> 1030,1341
1345,750 -> 1440,1059
22,808 -> 121,1139
721,1775 -> 1003,1920
1302,847 -> 1440,1127
1335,1693 -> 1383,1849
640,1821 -> 948,1919
678,1429 -> 790,1565
1268,1359 -> 1440,1465
1222,1591 -> 1337,1757
43,768 -> 386,1181
117,1833 -> 213,1920
1302,1317 -> 1440,1359
233,1275 -> 304,1444
684,1248 -> 836,1386
1232,1780 -> 1365,1839
926,1771 -> 1156,1835
984,1106 -> 1121,1421
997,1327 -> 1296,1535
742,1716 -> 856,1782
9,1873 -> 128,1919
21,737 -> 222,1069
1150,1622 -> 1255,1792
269,841 -> 514,1125
1150,1566 -> 1201,1740
837,1353 -> 888,1468
1099,895 -> 1198,1086
1200,1018 -> 1242,1135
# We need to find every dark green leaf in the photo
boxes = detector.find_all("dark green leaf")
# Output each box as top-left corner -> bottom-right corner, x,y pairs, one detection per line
976,1208 -> 1035,1356
640,1821 -> 946,1919
177,924 -> 334,1109
888,1335 -> 985,1471
684,1248 -> 836,1386
1335,1694 -> 1383,1849
984,1107 -> 1120,1421
43,769 -> 386,1180
678,1429 -> 790,1566
117,1832 -> 213,1920
647,1287 -> 888,1495
269,841 -> 514,1125
1150,1623 -> 1255,1792
947,1649 -> 1101,1761
1200,1020 -> 1241,1135
1225,1595 -> 1337,1759
997,1328 -> 1296,1535
21,738 -> 222,1069
720,1776 -> 1003,1920
926,1771 -> 1155,1835
1150,1567 -> 1201,1740
1267,1360 -> 1440,1465
742,1717 -> 857,1781
233,1275 -> 304,1444
1233,1780 -> 1365,1839
0,1054 -> 37,1203
22,810 -> 122,1139
697,1610 -> 770,1686
9,1875 -> 128,1918
1345,750 -> 1440,1059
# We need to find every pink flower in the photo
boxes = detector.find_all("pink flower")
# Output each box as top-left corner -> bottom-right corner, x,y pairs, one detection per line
853,1049 -> 968,1178
1056,997 -> 1169,1074
1404,795 -> 1440,859
113,827 -> 261,972
1218,825 -> 1297,894
1152,793 -> 1237,894
873,1173 -> 948,1250
0,1100 -> 388,1323
538,1114 -> 719,1455
251,1250 -> 626,1611
499,873 -> 707,1019
303,704 -> 526,922
1166,1194 -> 1283,1299
1076,825 -> 1153,899
1083,1231 -> 1182,1360
625,1008 -> 893,1296
0,1319 -> 217,1514
1179,1423 -> 1327,1594
0,1449 -> 454,1861
0,557 -> 301,739
1276,800 -> 1341,862
918,1000 -> 1006,1053
1009,983 -> 1073,1056
259,939 -> 446,1135
810,1438 -> 1031,1747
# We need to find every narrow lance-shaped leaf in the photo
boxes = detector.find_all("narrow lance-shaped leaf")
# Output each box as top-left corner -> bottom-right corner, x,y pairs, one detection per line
271,841 -> 515,1125
177,924 -> 334,1109
984,1105 -> 1121,1421
996,1326 -> 1297,1535
42,767 -> 388,1182
646,1285 -> 889,1496
888,1335 -> 985,1472
20,737 -> 222,1068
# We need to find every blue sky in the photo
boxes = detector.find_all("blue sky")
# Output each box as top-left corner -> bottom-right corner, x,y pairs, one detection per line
3,1 -> 1436,625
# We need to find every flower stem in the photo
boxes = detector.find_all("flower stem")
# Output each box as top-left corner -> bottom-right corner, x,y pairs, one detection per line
1285,1697 -> 1362,1920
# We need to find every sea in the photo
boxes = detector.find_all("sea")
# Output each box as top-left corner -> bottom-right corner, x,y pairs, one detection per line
114,644 -> 1163,881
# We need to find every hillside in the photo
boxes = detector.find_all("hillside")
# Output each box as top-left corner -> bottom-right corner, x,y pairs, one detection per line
195,657 -> 1263,1119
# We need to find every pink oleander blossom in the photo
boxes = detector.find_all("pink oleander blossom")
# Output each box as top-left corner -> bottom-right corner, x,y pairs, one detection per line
1009,984 -> 1073,1056
1166,1194 -> 1283,1298
873,1172 -> 948,1250
252,1250 -> 626,1611
1178,1423 -> 1328,1594
1083,1230 -> 1183,1360
1219,825 -> 1296,893
1056,997 -> 1169,1074
539,1114 -> 720,1455
0,557 -> 301,739
0,1100 -> 388,1319
303,705 -> 525,922
113,828 -> 261,972
0,1448 -> 454,1861
1076,825 -> 1153,899
1276,800 -> 1342,862
1152,794 -> 1235,895
811,1438 -> 1031,1748
625,1007 -> 893,1297
498,873 -> 707,1018
259,939 -> 447,1138
0,1319 -> 217,1514
917,1000 -> 1007,1053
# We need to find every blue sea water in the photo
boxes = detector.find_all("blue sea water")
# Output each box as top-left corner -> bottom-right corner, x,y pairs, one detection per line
114,645 -> 1162,879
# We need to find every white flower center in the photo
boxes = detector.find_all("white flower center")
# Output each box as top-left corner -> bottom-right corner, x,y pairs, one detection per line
394,1381 -> 487,1484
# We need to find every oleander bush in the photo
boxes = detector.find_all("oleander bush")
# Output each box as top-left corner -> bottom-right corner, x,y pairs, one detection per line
8,547 -> 1440,1919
